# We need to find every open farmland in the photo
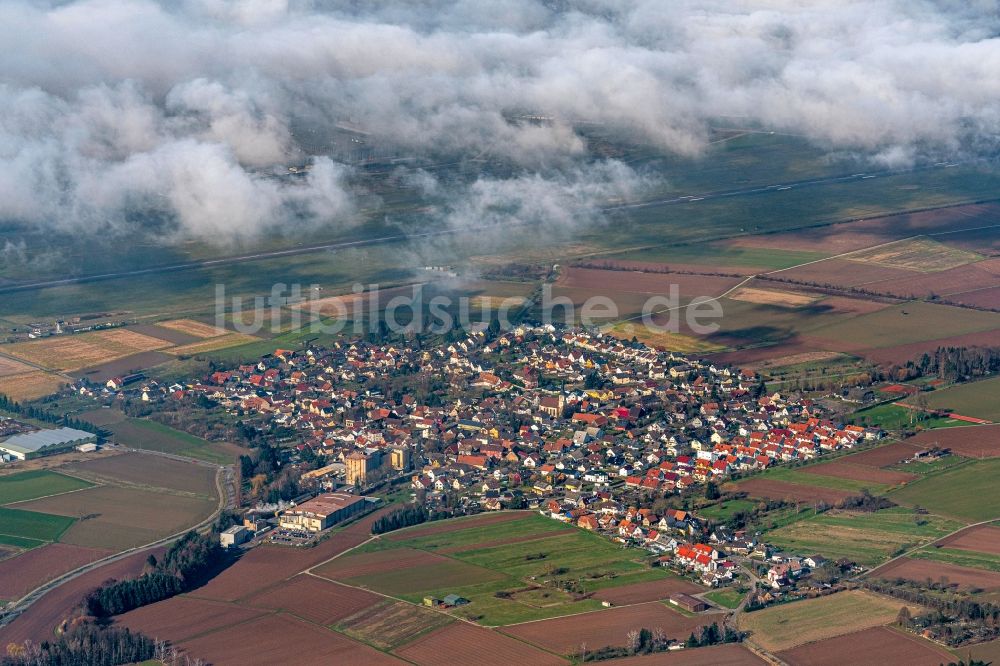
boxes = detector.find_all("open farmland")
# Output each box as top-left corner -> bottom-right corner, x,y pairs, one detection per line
176,612 -> 405,666
799,461 -> 917,486
592,577 -> 703,606
166,332 -> 260,356
844,236 -> 982,272
0,356 -> 33,377
155,318 -> 228,339
871,557 -> 1000,590
0,470 -> 93,504
901,423 -> 1000,458
244,574 -> 382,625
857,261 -> 1000,299
322,512 -> 681,626
104,417 -> 238,464
116,596 -> 267,643
0,543 -> 109,600
888,458 -> 1000,521
734,478 -> 853,505
0,507 -> 75,544
396,621 -> 567,666
605,322 -> 725,354
937,524 -> 1000,555
15,483 -> 217,551
61,452 -> 218,496
2,329 -> 172,372
773,258 -> 916,288
501,602 -> 706,656
764,507 -> 962,566
71,350 -> 174,383
336,600 -> 454,651
0,547 -> 164,646
778,626 -> 953,666
918,376 -> 1000,422
728,286 -> 819,307
736,590 -> 918,652
0,371 -> 66,401
837,440 -> 926,468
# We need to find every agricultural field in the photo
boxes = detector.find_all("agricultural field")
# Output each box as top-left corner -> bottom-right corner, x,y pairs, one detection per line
871,557 -> 1000,591
902,424 -> 1000,458
244,574 -> 383,625
850,403 -> 968,431
316,512 -> 685,626
596,644 -> 765,665
732,478 -> 853,505
747,465 -> 893,495
764,507 -> 963,566
176,612 -> 404,666
61,452 -> 218,496
0,507 -> 75,545
936,524 -> 1000,555
910,546 -> 1000,573
0,543 -> 110,601
888,458 -> 1000,521
2,329 -> 172,372
778,626 -> 953,666
396,621 -> 566,666
735,590 -> 919,652
15,484 -> 217,551
104,417 -> 239,464
605,322 -> 724,354
0,470 -> 93,504
728,286 -> 820,308
0,356 -> 33,377
799,461 -> 916,487
844,236 -> 982,272
500,602 -> 707,656
166,332 -> 261,356
155,319 -> 228,339
117,596 -> 267,643
0,371 -> 67,401
336,600 -> 454,651
918,376 -> 1000,422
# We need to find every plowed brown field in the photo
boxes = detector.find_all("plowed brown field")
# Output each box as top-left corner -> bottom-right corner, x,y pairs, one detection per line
937,525 -> 1000,555
735,478 -> 853,505
872,557 -> 1000,589
243,574 -> 382,624
800,462 -> 916,486
592,577 -> 702,606
396,621 -> 566,666
0,543 -> 110,600
116,596 -> 265,642
779,626 -> 952,666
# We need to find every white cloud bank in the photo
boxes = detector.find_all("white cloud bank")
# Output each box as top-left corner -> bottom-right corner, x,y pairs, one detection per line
1,0 -> 999,242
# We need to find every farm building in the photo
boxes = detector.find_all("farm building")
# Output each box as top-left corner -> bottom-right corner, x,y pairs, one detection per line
0,427 -> 97,461
670,593 -> 708,613
278,493 -> 370,532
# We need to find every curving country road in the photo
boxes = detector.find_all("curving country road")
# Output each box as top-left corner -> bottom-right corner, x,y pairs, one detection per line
0,448 -> 235,632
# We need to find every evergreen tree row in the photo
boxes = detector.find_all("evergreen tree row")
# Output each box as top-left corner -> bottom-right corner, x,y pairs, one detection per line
371,506 -> 450,534
0,393 -> 100,435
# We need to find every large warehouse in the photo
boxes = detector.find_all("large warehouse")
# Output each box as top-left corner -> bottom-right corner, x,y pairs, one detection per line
278,493 -> 370,532
0,427 -> 98,461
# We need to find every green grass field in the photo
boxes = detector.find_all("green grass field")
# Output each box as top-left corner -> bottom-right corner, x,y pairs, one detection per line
105,418 -> 234,464
0,470 -> 93,504
757,466 -> 892,494
696,499 -> 757,522
850,403 -> 967,431
764,507 -> 962,566
888,459 -> 1000,522
0,506 -> 75,544
920,376 -> 1000,422
910,546 -> 1000,573
705,588 -> 744,609
737,590 -> 918,653
331,512 -> 675,626
616,242 -> 829,270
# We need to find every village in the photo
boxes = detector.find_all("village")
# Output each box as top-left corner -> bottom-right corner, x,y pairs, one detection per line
75,325 -> 885,602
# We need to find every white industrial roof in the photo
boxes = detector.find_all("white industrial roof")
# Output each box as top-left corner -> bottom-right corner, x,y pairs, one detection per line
0,427 -> 95,455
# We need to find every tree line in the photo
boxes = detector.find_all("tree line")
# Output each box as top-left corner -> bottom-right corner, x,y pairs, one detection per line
0,621 -> 154,666
0,394 -> 99,435
371,505 -> 451,534
85,532 -> 224,617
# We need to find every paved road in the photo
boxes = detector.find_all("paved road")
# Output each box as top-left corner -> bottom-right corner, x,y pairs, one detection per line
0,449 -> 234,630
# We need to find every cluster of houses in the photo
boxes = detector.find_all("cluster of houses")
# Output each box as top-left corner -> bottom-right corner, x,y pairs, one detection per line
78,324 -> 881,590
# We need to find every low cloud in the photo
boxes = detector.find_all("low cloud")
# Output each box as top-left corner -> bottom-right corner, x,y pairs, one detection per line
2,0 -> 998,244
